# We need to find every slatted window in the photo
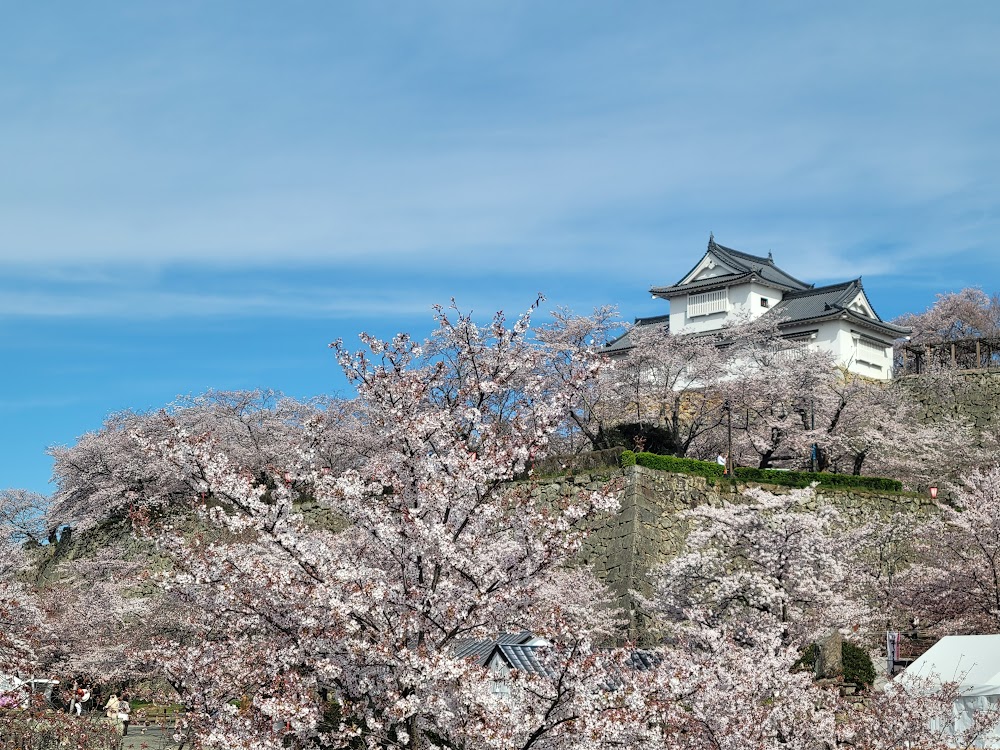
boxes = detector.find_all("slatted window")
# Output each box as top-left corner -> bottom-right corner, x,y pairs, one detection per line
687,288 -> 728,317
858,337 -> 887,359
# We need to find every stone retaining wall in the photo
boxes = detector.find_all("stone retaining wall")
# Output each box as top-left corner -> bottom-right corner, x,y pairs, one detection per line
531,465 -> 935,636
897,369 -> 1000,442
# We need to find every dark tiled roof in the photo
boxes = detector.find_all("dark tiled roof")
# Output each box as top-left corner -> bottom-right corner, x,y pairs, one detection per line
651,236 -> 813,297
453,631 -> 534,664
455,631 -> 663,685
603,315 -> 669,354
769,279 -> 861,323
770,279 -> 910,336
496,644 -> 553,676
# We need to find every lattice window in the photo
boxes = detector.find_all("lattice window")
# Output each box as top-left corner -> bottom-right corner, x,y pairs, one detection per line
688,288 -> 728,317
858,337 -> 887,359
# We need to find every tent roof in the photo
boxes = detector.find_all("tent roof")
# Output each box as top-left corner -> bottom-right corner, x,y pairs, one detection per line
904,634 -> 1000,697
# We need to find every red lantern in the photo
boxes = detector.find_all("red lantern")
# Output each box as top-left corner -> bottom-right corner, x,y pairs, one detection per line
929,485 -> 938,500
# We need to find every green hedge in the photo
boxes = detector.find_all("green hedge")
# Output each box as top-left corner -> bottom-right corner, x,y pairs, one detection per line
791,641 -> 876,689
842,641 -> 876,688
620,451 -> 903,492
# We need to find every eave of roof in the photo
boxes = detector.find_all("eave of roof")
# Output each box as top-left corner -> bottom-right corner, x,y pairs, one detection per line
651,237 -> 813,298
602,315 -> 669,354
650,271 -> 808,298
778,310 -> 912,338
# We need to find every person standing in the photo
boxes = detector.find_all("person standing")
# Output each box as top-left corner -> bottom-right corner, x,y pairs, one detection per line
119,695 -> 131,736
104,692 -> 120,719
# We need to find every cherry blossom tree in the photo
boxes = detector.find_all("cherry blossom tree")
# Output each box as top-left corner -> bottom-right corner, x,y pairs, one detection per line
0,534 -> 38,680
0,489 -> 50,546
803,370 -> 977,482
46,390 -> 354,532
845,512 -> 924,634
33,549 -> 182,690
535,305 -> 623,453
894,287 -> 1000,344
129,302 -> 687,749
645,626 -> 838,750
899,468 -> 1000,635
598,319 -> 729,457
651,485 -> 860,649
718,320 -> 835,469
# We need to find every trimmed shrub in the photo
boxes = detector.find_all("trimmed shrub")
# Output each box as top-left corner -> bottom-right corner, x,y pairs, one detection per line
792,642 -> 818,673
627,452 -> 725,480
842,640 -> 876,688
620,450 -> 637,467
625,452 -> 903,492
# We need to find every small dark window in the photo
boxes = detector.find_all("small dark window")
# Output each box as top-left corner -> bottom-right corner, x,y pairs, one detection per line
760,297 -> 770,308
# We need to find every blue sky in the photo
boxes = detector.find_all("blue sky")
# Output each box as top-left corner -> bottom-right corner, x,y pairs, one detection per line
2,1 -> 999,495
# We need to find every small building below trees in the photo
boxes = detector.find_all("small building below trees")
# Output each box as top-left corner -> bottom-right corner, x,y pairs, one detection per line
615,236 -> 910,379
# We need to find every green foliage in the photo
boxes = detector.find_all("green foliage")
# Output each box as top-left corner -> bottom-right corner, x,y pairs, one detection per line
792,642 -> 819,673
625,451 -> 725,479
625,452 -> 903,492
842,641 -> 876,688
734,467 -> 903,493
791,641 -> 875,689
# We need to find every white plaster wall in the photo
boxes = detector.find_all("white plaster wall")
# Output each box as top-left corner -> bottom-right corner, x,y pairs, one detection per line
676,308 -> 729,333
671,281 -> 756,333
749,281 -> 780,320
830,323 -> 894,380
668,291 -> 730,334
667,297 -> 686,333
696,265 -> 731,280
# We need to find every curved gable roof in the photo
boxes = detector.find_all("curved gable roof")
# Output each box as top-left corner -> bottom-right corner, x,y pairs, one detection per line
651,236 -> 813,298
770,279 -> 911,337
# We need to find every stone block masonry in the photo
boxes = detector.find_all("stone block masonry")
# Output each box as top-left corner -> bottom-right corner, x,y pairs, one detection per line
898,369 -> 1000,445
531,464 -> 935,638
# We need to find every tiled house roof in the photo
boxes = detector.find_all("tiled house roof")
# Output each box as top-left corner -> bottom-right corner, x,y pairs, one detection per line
650,236 -> 813,298
773,279 -> 911,337
603,315 -> 669,355
453,631 -> 536,665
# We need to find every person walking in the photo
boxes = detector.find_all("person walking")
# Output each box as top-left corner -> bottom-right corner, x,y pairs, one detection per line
104,692 -> 125,734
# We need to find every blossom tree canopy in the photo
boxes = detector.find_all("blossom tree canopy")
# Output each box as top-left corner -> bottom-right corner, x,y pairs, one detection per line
894,287 -> 1000,343
129,301 -> 674,750
901,467 -> 1000,635
652,485 -> 860,649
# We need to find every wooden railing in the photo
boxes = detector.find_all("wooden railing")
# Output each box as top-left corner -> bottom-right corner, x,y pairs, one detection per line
897,336 -> 1000,375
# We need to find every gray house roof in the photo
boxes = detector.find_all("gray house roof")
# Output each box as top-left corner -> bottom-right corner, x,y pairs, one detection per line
454,631 -> 661,687
603,315 -> 668,355
453,631 -> 535,664
650,236 -> 813,299
773,279 -> 911,338
453,632 -> 555,677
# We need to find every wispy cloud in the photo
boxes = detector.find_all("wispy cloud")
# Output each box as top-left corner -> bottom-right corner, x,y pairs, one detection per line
0,2 -> 997,288
0,281 -> 438,320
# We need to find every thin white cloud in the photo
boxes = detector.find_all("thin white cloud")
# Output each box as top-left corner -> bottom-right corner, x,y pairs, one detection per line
0,285 -> 437,320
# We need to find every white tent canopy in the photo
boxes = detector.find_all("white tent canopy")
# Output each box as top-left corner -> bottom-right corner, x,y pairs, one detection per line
902,634 -> 1000,747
